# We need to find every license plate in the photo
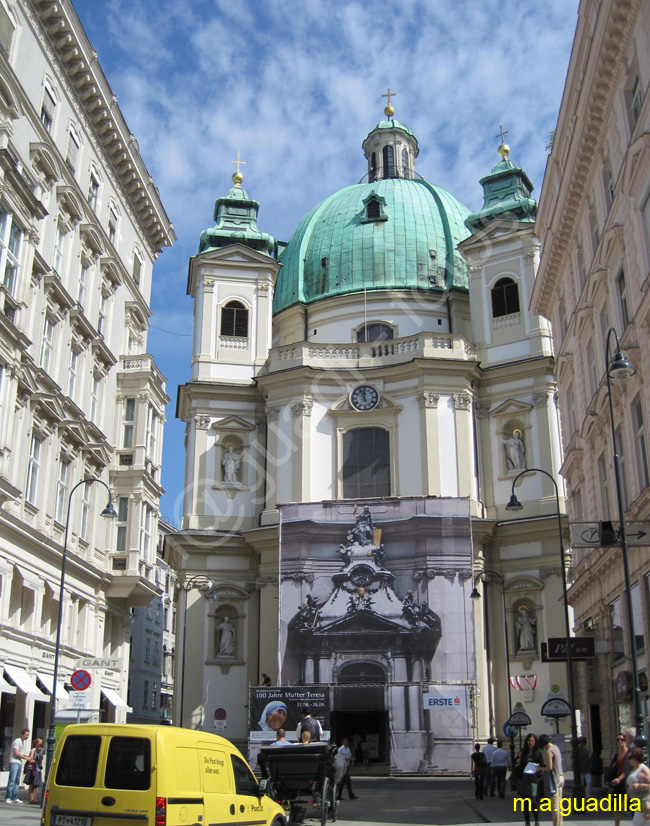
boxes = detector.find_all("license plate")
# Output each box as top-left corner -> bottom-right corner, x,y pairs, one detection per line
51,816 -> 92,826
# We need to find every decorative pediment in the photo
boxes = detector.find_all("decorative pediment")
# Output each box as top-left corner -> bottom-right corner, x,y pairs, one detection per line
623,132 -> 650,199
32,392 -> 65,423
206,582 -> 251,601
504,576 -> 543,592
82,442 -> 112,467
0,67 -> 22,120
91,336 -> 117,372
30,141 -> 59,189
60,420 -> 90,447
489,399 -> 534,419
43,272 -> 75,320
315,610 -> 407,635
211,415 -> 256,433
55,185 -> 84,229
79,223 -> 104,263
100,256 -> 125,289
199,243 -> 278,267
125,300 -> 149,329
16,362 -> 39,395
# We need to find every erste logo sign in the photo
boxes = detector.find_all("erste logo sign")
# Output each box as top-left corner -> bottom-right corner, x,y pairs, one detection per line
426,696 -> 462,707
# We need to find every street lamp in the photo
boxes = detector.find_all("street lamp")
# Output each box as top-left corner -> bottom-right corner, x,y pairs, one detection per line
44,477 -> 116,787
604,326 -> 646,751
505,467 -> 581,796
470,569 -> 516,782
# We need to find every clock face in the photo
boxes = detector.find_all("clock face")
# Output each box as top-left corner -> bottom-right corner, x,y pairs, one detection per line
350,385 -> 379,411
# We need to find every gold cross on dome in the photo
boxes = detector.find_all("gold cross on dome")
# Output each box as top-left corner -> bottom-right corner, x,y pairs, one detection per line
231,150 -> 246,175
495,123 -> 508,144
382,87 -> 396,106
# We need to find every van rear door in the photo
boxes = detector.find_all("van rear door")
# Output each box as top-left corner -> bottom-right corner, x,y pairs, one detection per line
93,734 -> 153,825
49,733 -> 103,826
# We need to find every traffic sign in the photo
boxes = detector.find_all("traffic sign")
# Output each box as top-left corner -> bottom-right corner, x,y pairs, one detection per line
68,689 -> 90,709
541,698 -> 572,718
215,707 -> 227,720
570,521 -> 650,548
508,710 -> 532,727
70,669 -> 92,691
504,722 -> 519,738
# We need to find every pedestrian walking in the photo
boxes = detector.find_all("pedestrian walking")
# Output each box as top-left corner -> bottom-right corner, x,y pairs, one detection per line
490,739 -> 511,799
626,746 -> 650,826
538,734 -> 564,826
4,727 -> 30,804
482,737 -> 497,796
336,738 -> 358,800
471,743 -> 487,800
25,738 -> 43,803
578,736 -> 592,798
514,733 -> 542,826
609,730 -> 633,826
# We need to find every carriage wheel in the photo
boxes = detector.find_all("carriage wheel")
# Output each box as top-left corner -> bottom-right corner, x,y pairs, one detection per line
320,777 -> 329,826
329,778 -> 337,822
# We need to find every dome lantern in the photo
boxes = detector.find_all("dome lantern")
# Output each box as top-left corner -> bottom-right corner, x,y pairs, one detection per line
362,90 -> 419,182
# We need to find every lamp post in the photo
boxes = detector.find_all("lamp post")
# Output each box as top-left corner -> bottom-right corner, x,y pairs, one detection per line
470,569 -> 516,784
604,327 -> 646,751
505,467 -> 581,796
44,477 -> 116,787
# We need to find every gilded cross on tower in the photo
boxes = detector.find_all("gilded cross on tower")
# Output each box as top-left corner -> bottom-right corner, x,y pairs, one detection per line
495,123 -> 510,159
231,150 -> 246,188
382,87 -> 396,117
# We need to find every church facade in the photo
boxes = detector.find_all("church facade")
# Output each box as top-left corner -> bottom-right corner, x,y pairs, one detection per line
170,104 -> 574,772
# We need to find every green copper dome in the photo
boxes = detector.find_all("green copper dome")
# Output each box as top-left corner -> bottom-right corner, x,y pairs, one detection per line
368,118 -> 415,138
273,178 -> 472,314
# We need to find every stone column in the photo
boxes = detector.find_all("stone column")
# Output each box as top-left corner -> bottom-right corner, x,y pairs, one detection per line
454,392 -> 474,498
419,392 -> 441,496
291,400 -> 312,502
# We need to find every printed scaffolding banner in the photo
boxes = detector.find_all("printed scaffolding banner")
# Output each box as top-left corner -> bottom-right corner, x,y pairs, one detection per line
249,685 -> 330,743
422,684 -> 472,739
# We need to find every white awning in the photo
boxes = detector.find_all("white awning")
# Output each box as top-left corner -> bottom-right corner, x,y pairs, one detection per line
101,687 -> 132,712
0,665 -> 16,695
4,664 -> 45,699
36,672 -> 69,704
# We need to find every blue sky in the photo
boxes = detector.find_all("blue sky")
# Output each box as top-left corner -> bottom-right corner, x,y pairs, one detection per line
71,0 -> 579,525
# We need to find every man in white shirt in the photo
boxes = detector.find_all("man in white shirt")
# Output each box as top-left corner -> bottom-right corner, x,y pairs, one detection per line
5,728 -> 30,803
481,737 -> 497,797
490,739 -> 511,799
336,738 -> 358,800
295,708 -> 323,742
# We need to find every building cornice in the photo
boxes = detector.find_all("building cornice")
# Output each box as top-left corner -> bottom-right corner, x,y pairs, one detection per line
533,0 -> 641,318
27,0 -> 175,254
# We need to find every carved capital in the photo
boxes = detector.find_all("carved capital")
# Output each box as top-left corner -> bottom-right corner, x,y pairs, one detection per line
203,278 -> 215,293
195,415 -> 210,430
453,392 -> 472,411
418,391 -> 440,409
266,405 -> 280,421
414,568 -> 456,583
258,282 -> 270,295
291,400 -> 313,417
533,392 -> 548,408
475,403 -> 490,420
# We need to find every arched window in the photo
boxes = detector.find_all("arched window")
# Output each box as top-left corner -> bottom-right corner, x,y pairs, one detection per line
370,152 -> 377,182
401,149 -> 410,179
491,277 -> 520,318
338,661 -> 386,684
342,427 -> 390,498
382,145 -> 395,179
220,300 -> 248,337
356,323 -> 393,343
366,199 -> 380,220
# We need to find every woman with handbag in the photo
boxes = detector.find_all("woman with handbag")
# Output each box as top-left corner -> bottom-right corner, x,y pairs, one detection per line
25,737 -> 43,803
610,732 -> 631,826
626,747 -> 650,824
515,733 -> 543,826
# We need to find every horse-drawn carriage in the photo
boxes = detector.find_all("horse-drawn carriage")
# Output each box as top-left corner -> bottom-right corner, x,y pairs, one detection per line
258,743 -> 337,826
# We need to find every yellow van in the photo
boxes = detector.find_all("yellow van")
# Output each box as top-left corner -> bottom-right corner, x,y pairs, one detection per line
41,723 -> 286,826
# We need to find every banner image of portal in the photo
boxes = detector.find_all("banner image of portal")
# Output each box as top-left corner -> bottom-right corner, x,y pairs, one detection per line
278,497 -> 474,773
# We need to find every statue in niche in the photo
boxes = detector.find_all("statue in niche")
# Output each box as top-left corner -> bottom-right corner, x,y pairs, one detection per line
503,429 -> 526,472
217,616 -> 236,656
516,606 -> 536,653
222,444 -> 242,484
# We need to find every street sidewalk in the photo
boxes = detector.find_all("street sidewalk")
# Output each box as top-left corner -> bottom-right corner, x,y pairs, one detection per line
0,786 -> 41,824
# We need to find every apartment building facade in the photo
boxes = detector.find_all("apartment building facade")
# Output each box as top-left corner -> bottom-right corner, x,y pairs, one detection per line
533,0 -> 650,756
0,0 -> 174,775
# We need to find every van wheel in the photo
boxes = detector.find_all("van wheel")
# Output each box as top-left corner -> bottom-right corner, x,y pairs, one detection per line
271,817 -> 285,826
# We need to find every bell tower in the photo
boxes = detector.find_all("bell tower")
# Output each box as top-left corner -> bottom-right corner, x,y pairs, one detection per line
362,90 -> 419,180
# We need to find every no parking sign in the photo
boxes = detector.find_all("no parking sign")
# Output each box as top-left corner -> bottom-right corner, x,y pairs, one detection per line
70,669 -> 92,691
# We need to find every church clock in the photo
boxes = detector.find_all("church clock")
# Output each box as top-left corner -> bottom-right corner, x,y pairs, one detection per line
350,385 -> 379,411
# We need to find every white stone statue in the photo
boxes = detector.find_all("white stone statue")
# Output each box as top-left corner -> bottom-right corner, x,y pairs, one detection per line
503,430 -> 526,472
217,616 -> 236,656
222,445 -> 242,484
516,607 -> 536,652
